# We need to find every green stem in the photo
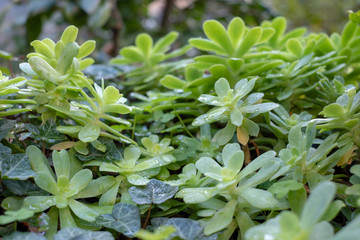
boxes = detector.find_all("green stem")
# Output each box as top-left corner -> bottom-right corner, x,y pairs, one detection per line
45,206 -> 59,240
172,104 -> 194,138
132,114 -> 137,140
70,79 -> 98,111
152,103 -> 196,111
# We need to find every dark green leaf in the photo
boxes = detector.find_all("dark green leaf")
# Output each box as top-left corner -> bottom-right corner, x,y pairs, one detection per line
129,179 -> 178,204
75,139 -> 122,162
96,203 -> 140,237
54,227 -> 114,240
3,231 -> 46,240
0,119 -> 16,140
0,144 -> 36,180
3,180 -> 47,196
152,218 -> 218,240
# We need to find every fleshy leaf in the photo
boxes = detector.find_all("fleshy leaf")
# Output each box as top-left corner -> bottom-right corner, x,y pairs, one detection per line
78,123 -> 101,143
300,181 -> 336,230
204,200 -> 237,235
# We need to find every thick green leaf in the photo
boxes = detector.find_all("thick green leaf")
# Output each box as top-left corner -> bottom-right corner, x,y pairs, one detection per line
120,46 -> 144,62
52,150 -> 70,179
227,17 -> 245,48
153,31 -> 178,53
75,176 -> 116,198
321,103 -> 345,117
28,56 -> 60,82
286,38 -> 302,57
341,22 -> 357,48
288,186 -> 307,216
203,20 -> 234,54
69,169 -> 93,192
196,157 -> 222,181
160,75 -> 187,89
238,151 -> 276,180
239,187 -> 278,209
204,200 -> 237,235
30,40 -> 54,59
78,40 -> 96,58
102,86 -> 121,105
0,208 -> 34,225
78,123 -> 101,143
235,27 -> 262,57
176,187 -> 220,203
222,143 -> 243,171
34,171 -> 57,194
23,196 -> 55,212
189,38 -> 226,54
136,34 -> 153,57
60,26 -> 78,45
268,180 -> 304,199
300,181 -> 336,230
213,120 -> 236,146
230,107 -> 243,126
68,199 -> 98,222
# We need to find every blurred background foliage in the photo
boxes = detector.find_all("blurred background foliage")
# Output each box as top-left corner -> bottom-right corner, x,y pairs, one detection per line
1,0 -> 360,68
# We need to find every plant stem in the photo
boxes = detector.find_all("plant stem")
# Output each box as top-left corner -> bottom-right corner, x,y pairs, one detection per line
143,203 -> 153,229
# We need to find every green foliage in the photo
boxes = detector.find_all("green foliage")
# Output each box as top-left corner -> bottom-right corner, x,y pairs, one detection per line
96,202 -> 140,237
192,77 -> 278,145
0,71 -> 35,116
0,144 -> 35,180
2,12 -> 360,240
111,32 -> 191,91
245,181 -> 344,240
17,146 -> 116,238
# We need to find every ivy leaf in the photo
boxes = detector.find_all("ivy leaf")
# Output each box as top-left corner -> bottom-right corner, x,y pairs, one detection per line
96,202 -> 141,237
75,139 -> 122,162
3,232 -> 47,240
2,180 -> 47,196
129,179 -> 179,205
22,122 -> 67,144
151,217 -> 218,240
53,227 -> 114,240
0,144 -> 36,180
0,119 -> 16,140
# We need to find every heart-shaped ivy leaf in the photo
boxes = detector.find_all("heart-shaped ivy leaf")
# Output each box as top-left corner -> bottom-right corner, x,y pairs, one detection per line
0,144 -> 36,180
96,202 -> 140,237
53,227 -> 114,240
128,179 -> 179,204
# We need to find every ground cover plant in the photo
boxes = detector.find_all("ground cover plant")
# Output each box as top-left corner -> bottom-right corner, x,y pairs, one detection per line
1,9 -> 360,240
